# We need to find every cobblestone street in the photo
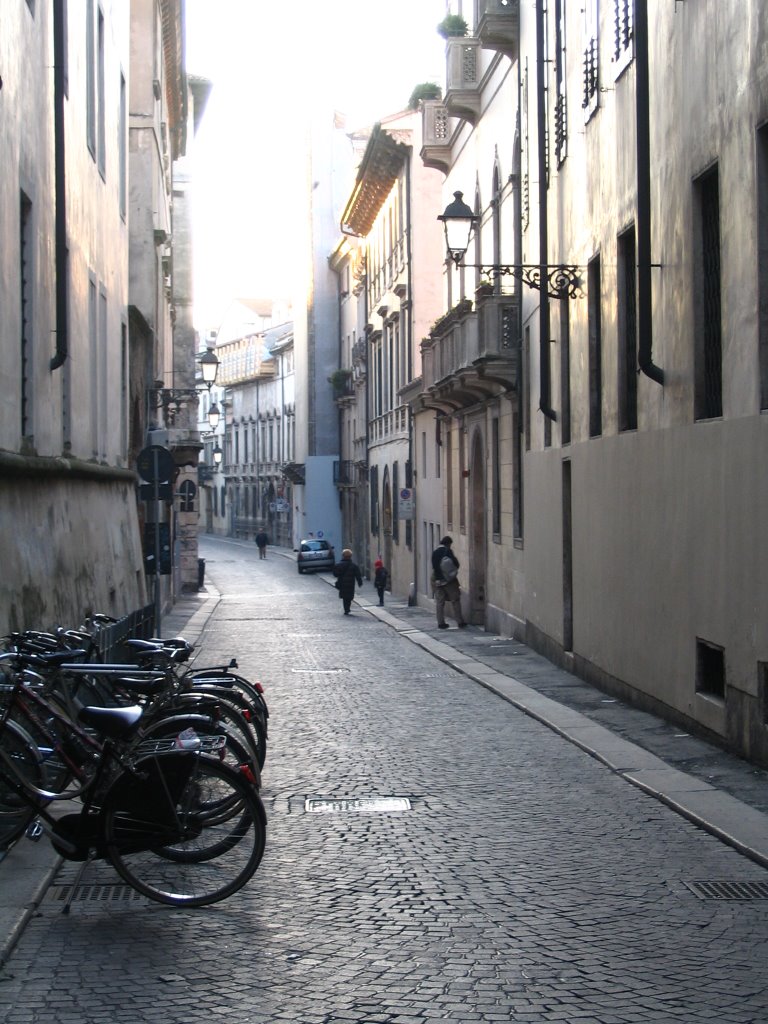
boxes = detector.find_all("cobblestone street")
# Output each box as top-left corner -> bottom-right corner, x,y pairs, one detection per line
2,536 -> 768,1023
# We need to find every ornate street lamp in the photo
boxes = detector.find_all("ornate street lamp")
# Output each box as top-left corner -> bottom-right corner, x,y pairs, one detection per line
212,444 -> 223,467
438,191 -> 583,298
437,191 -> 478,268
207,402 -> 220,431
199,348 -> 219,389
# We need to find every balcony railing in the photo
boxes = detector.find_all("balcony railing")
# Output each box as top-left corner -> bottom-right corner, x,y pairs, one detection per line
445,37 -> 482,125
419,295 -> 520,411
333,460 -> 357,488
474,0 -> 520,58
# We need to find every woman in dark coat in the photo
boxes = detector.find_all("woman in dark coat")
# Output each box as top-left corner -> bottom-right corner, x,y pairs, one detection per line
333,548 -> 363,615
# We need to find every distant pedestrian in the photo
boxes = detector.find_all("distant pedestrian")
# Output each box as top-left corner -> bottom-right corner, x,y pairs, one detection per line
373,558 -> 388,606
333,548 -> 363,615
431,535 -> 467,629
255,529 -> 268,559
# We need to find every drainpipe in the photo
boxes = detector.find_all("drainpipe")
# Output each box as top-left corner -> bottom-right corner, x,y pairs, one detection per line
50,0 -> 68,371
635,0 -> 664,385
536,0 -> 557,419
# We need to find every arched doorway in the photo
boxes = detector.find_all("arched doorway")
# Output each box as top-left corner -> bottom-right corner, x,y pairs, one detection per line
468,429 -> 487,625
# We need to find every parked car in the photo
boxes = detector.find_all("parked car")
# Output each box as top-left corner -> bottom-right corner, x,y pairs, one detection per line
297,539 -> 335,574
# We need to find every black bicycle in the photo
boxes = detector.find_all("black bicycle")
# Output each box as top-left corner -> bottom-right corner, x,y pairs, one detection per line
0,678 -> 266,908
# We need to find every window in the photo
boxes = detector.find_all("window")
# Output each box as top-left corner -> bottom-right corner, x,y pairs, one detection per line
559,297 -> 571,445
492,165 -> 502,291
88,277 -> 97,455
421,430 -> 427,479
696,638 -> 725,701
370,465 -> 379,534
458,426 -> 466,532
588,255 -> 603,437
758,125 -> 768,410
119,72 -> 126,217
20,193 -> 33,439
583,0 -> 600,117
613,0 -> 634,75
392,461 -> 400,544
221,486 -> 226,516
694,167 -> 722,420
554,0 -> 568,164
97,6 -> 105,176
618,226 -> 638,431
513,410 -> 523,543
86,0 -> 95,156
446,426 -> 453,530
98,287 -> 107,459
491,418 -> 501,537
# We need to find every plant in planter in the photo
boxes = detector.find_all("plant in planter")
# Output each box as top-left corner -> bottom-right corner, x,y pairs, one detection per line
408,82 -> 442,110
328,369 -> 352,393
437,13 -> 468,39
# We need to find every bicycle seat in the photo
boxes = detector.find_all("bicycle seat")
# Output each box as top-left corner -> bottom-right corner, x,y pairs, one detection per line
77,704 -> 144,740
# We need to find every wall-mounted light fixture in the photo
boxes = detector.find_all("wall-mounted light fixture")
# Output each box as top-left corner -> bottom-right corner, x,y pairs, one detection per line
438,191 -> 583,299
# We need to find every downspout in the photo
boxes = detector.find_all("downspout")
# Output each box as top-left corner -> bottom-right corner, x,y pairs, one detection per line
536,0 -> 557,419
635,0 -> 664,385
50,0 -> 68,371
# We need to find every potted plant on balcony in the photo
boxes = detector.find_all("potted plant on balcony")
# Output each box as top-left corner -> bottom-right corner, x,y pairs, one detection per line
408,82 -> 442,110
437,13 -> 468,39
328,369 -> 352,396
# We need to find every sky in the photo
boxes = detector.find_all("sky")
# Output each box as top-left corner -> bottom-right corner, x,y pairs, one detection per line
184,0 -> 448,330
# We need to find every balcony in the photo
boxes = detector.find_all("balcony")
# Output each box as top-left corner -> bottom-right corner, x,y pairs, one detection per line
421,101 -> 453,175
417,294 -> 520,412
445,37 -> 482,125
474,0 -> 519,59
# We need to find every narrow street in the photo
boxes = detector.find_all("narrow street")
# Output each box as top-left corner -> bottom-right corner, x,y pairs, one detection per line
2,535 -> 768,1024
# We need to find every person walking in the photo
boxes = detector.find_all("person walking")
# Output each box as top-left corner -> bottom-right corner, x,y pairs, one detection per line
431,535 -> 467,629
373,558 -> 388,606
255,529 -> 268,559
334,548 -> 363,615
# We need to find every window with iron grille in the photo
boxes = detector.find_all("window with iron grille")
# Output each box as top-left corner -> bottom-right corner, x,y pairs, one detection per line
618,226 -> 638,431
555,0 -> 568,165
758,124 -> 768,410
20,192 -> 33,439
370,465 -> 379,535
588,255 -> 603,437
694,167 -> 723,420
559,296 -> 571,445
582,0 -> 599,117
613,0 -> 634,74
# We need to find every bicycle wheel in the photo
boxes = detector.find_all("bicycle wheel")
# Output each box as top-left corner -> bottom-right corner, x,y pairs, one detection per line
102,753 -> 266,907
0,721 -> 46,849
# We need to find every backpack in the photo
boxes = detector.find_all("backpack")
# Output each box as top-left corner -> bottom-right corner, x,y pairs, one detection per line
439,555 -> 458,582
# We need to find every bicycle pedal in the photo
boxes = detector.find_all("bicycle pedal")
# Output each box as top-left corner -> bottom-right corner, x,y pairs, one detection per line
26,820 -> 44,842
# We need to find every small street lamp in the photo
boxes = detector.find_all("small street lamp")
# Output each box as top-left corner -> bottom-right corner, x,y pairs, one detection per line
437,191 -> 478,267
207,402 -> 220,431
199,348 -> 219,390
212,444 -> 223,467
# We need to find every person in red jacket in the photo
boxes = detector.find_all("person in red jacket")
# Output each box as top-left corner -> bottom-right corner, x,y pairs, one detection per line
373,559 -> 388,606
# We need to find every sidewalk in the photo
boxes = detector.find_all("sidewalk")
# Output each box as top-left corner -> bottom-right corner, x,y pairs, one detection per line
3,564 -> 768,968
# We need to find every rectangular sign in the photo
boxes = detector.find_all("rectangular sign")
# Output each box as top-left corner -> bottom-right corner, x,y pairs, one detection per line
398,487 -> 415,520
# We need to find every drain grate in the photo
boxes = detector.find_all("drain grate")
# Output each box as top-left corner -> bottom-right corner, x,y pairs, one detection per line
684,880 -> 768,900
305,797 -> 412,814
48,883 -> 146,904
291,668 -> 347,674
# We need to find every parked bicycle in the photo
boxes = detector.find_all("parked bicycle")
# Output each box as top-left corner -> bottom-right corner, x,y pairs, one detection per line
0,665 -> 266,908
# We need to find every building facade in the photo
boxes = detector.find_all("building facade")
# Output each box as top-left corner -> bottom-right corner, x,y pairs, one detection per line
0,0 -> 145,634
414,0 -> 768,764
336,112 -> 445,596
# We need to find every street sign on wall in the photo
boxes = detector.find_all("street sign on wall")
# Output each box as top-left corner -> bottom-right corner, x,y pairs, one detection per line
398,487 -> 415,520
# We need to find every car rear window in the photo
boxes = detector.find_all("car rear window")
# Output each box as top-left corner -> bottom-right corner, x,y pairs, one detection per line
301,541 -> 330,552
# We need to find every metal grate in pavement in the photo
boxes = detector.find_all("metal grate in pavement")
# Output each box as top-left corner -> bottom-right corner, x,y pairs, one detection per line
305,797 -> 412,814
684,880 -> 768,900
47,883 -> 147,904
291,668 -> 347,674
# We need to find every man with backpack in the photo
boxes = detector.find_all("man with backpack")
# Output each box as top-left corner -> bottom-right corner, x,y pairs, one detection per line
431,536 -> 467,630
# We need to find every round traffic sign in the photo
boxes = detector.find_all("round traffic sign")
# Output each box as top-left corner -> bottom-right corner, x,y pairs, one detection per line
137,445 -> 175,483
